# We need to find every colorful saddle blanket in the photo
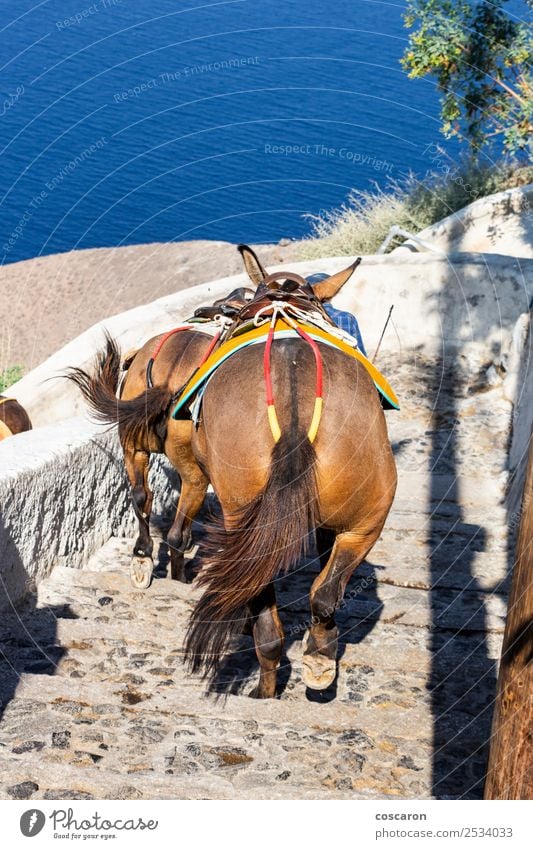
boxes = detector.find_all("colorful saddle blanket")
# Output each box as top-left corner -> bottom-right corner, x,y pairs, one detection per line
171,318 -> 399,419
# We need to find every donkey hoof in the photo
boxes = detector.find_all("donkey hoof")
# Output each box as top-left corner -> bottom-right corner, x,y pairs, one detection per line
301,631 -> 337,691
248,685 -> 274,700
184,543 -> 199,561
130,555 -> 153,589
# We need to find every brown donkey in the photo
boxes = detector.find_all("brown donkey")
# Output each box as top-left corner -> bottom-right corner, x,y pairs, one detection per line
184,280 -> 397,698
67,247 -> 357,590
67,328 -> 215,587
67,277 -> 271,587
0,396 -> 32,440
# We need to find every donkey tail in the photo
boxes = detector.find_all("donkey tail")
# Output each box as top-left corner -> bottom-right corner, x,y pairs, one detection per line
65,332 -> 173,445
184,429 -> 319,675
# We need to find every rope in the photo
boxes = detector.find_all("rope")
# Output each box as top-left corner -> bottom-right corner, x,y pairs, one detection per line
252,299 -> 362,351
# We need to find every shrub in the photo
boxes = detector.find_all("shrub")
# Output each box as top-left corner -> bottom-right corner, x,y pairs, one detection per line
299,160 -> 533,258
0,365 -> 24,392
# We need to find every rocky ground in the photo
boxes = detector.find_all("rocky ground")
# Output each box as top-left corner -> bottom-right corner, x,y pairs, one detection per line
0,351 -> 513,800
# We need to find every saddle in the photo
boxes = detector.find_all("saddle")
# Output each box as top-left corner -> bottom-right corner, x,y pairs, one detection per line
193,287 -> 255,320
151,270 -> 399,434
234,272 -> 331,327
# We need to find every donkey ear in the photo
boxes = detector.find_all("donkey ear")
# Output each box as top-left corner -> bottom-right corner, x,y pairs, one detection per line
312,257 -> 362,301
237,244 -> 268,286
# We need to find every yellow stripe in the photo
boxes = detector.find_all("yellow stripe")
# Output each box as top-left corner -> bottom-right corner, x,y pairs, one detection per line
307,396 -> 323,443
267,404 -> 281,443
0,397 -> 14,406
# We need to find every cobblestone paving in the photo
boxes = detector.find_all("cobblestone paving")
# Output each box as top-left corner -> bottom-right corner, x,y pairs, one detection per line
0,353 -> 513,799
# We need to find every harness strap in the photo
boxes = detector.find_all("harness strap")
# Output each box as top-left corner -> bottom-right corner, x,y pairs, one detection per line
263,309 -> 324,444
286,317 -> 324,443
146,316 -> 232,388
170,318 -> 400,421
175,329 -> 223,400
264,323 -> 281,442
146,327 -> 191,388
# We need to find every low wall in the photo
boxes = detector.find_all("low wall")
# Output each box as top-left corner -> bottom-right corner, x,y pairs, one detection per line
394,184 -> 533,258
0,419 -> 132,609
0,419 -> 179,610
10,251 -> 533,427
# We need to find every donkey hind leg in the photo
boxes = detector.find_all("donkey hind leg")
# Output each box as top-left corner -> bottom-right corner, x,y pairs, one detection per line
165,426 -> 208,582
249,583 -> 284,699
303,529 -> 379,691
166,473 -> 208,582
124,445 -> 154,590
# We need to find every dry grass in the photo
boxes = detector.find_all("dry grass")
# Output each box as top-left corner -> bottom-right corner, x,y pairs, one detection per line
299,160 -> 533,258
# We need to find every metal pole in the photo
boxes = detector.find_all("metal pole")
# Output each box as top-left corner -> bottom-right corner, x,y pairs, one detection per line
372,305 -> 394,362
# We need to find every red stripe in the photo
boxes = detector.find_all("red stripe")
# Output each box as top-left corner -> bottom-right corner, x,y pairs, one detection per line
198,330 -> 222,367
151,326 -> 190,360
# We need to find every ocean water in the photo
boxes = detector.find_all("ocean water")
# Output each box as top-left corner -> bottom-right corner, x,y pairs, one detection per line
0,0 -> 525,263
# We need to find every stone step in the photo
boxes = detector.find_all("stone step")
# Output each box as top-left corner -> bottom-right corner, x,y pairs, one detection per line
393,472 -> 507,508
0,611 -> 503,681
0,607 -> 497,803
357,558 -> 510,594
58,518 -> 512,583
1,575 -> 503,802
2,669 -> 435,791
371,531 -> 507,564
365,542 -> 510,593
384,508 -> 507,538
37,560 -> 507,635
3,758 -> 349,801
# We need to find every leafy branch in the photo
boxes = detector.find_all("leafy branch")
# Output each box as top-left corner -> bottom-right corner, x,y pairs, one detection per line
402,0 -> 533,155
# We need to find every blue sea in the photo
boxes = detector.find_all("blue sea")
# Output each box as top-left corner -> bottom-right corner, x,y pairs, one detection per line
0,0 -> 527,264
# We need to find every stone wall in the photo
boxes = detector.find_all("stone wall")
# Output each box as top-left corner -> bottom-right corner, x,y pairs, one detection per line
394,185 -> 533,258
0,418 -> 181,610
0,419 -> 132,609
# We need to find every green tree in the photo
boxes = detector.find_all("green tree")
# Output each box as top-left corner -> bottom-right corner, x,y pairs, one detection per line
402,0 -> 533,155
